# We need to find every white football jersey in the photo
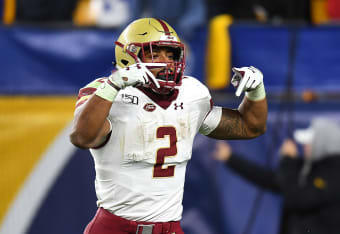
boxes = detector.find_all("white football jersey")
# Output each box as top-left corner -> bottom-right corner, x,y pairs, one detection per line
75,76 -> 218,222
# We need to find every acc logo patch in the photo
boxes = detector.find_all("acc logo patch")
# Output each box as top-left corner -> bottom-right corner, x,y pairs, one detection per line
143,103 -> 156,112
121,94 -> 138,105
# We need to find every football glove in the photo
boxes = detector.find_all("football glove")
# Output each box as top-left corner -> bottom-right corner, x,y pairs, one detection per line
110,63 -> 166,89
231,66 -> 264,97
95,63 -> 166,102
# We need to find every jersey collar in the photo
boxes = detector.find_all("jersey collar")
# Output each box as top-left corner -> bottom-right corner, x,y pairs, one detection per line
138,87 -> 179,109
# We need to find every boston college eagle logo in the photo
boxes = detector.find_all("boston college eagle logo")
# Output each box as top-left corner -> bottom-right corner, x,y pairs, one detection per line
143,103 -> 156,112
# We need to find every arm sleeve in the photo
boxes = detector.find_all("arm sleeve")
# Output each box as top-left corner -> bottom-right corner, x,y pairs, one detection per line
226,153 -> 281,193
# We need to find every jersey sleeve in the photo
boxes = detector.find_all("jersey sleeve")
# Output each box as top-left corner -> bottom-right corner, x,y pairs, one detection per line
183,76 -> 222,136
199,105 -> 222,135
74,77 -> 107,116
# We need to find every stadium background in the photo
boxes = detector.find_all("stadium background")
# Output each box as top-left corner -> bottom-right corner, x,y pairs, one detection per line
1,3 -> 340,234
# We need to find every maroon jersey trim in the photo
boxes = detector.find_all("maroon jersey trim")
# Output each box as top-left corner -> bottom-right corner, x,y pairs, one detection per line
202,98 -> 214,122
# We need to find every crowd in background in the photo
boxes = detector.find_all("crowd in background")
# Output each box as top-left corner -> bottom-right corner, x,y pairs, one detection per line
213,118 -> 340,234
1,0 -> 340,29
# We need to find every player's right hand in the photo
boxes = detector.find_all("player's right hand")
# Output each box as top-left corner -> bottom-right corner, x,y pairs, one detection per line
109,63 -> 165,89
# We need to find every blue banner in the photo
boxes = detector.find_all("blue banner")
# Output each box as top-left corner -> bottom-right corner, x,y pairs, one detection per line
1,24 -> 340,94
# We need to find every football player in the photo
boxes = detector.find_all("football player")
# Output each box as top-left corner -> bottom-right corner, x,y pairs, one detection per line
70,18 -> 267,234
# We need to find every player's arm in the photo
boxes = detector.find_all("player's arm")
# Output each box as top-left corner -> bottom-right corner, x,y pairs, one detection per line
207,66 -> 267,139
70,95 -> 113,149
70,63 -> 161,149
208,97 -> 267,139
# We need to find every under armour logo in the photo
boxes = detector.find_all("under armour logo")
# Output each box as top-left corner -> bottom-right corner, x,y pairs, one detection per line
174,102 -> 183,110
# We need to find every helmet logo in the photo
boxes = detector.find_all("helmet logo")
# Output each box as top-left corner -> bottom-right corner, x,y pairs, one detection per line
122,77 -> 128,81
143,103 -> 156,112
127,44 -> 138,53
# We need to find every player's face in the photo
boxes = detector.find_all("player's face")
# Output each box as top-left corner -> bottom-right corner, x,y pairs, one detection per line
142,46 -> 175,77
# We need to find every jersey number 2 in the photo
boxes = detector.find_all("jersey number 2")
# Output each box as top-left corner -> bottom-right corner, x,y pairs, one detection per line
153,126 -> 177,178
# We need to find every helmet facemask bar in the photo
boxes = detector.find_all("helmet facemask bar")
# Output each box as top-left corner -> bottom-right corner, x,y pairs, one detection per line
138,41 -> 185,93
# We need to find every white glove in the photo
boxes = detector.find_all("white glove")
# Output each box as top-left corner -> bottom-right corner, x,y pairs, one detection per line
231,66 -> 263,97
110,63 -> 166,89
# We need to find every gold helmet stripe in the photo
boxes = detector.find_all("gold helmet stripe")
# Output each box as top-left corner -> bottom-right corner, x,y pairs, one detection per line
155,19 -> 171,36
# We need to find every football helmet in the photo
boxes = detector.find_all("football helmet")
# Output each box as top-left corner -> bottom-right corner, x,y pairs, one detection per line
115,18 -> 185,94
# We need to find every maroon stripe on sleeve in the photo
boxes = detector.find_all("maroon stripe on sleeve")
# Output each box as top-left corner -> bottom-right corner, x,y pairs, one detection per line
202,98 -> 215,122
156,19 -> 171,35
210,99 -> 214,110
78,87 -> 97,100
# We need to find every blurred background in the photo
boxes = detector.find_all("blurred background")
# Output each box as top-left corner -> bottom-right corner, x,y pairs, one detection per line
1,0 -> 340,233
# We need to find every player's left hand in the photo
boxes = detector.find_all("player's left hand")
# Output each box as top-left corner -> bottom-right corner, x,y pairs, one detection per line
231,66 -> 263,97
